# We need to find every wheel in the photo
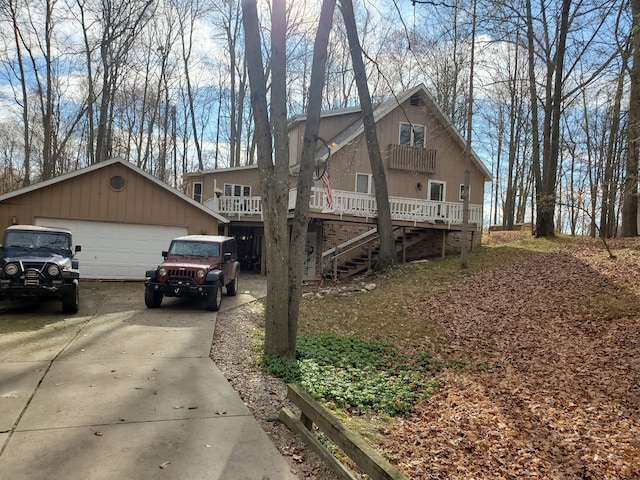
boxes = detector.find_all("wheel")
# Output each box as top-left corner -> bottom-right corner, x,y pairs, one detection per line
226,271 -> 238,296
205,283 -> 222,311
61,282 -> 79,314
145,287 -> 163,308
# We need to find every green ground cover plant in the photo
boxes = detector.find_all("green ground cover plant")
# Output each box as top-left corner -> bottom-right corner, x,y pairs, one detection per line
262,233 -> 564,416
263,334 -> 453,415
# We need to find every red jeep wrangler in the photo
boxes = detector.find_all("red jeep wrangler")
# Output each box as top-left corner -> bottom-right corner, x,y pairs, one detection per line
144,235 -> 240,311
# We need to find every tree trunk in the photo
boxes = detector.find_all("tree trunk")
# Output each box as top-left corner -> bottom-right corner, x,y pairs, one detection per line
9,0 -> 31,185
460,0 -> 476,270
340,0 -> 395,271
528,0 -> 571,237
288,0 -> 336,359
242,0 -> 290,357
622,0 -> 640,237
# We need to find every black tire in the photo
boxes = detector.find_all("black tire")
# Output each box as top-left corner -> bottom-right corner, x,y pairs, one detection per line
145,287 -> 163,308
226,270 -> 238,296
205,283 -> 222,311
61,282 -> 79,315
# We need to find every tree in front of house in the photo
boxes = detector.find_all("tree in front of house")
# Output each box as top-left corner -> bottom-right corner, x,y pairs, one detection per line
242,0 -> 336,358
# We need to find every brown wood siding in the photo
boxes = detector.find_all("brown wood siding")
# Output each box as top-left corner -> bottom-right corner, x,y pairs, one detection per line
313,100 -> 486,205
186,168 -> 261,202
198,97 -> 487,208
0,163 -> 219,235
290,112 -> 363,166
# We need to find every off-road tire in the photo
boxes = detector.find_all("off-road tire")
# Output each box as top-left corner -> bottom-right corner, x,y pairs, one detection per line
145,287 -> 163,308
61,282 -> 79,315
226,271 -> 238,296
205,283 -> 222,311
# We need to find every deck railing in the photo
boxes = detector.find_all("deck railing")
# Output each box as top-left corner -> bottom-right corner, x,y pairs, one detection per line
205,187 -> 482,226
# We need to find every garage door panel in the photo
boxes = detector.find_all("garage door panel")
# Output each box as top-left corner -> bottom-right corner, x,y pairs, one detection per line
35,218 -> 187,280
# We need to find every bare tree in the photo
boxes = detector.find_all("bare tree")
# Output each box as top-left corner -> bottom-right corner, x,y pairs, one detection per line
242,0 -> 290,357
3,0 -> 31,184
622,0 -> 640,236
175,0 -> 207,170
339,0 -> 395,271
94,0 -> 154,164
243,0 -> 335,358
460,0 -> 476,270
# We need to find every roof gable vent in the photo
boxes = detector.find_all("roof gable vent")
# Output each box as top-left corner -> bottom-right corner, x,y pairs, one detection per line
410,95 -> 420,107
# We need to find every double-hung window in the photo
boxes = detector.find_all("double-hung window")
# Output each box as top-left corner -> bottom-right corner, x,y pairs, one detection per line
356,173 -> 375,195
193,182 -> 203,203
399,122 -> 425,148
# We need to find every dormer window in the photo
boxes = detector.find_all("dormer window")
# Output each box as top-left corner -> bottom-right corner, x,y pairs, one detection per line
399,122 -> 425,148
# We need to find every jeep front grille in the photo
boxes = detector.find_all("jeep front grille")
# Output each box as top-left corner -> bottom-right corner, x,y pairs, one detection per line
23,262 -> 45,270
166,268 -> 197,279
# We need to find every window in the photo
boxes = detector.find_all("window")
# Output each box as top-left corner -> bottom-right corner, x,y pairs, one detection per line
356,173 -> 375,195
193,182 -> 203,203
109,175 -> 126,191
459,184 -> 470,201
428,180 -> 445,202
399,122 -> 425,148
224,184 -> 252,197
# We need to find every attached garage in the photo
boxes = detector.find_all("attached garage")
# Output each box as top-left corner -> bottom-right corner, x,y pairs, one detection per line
35,218 -> 187,280
0,158 -> 228,280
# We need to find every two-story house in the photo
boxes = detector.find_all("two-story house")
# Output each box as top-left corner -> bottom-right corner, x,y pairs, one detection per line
184,84 -> 492,279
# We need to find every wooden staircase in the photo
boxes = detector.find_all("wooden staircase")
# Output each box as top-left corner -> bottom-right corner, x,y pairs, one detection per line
322,227 -> 432,280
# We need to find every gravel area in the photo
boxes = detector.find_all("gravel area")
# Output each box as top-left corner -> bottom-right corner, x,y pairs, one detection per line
210,300 -> 339,480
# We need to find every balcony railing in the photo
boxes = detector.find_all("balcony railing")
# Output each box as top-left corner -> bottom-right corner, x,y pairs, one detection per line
204,187 -> 483,226
388,144 -> 436,173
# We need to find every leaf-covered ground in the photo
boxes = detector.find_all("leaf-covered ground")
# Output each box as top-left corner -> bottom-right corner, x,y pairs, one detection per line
381,237 -> 640,479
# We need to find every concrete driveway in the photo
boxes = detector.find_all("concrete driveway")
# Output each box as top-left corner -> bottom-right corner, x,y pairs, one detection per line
0,274 -> 294,480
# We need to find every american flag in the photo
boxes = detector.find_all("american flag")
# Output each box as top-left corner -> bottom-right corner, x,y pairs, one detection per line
321,159 -> 333,209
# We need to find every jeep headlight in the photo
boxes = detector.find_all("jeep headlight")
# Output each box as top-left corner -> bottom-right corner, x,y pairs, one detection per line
4,263 -> 19,276
196,270 -> 205,279
47,264 -> 61,277
159,267 -> 168,277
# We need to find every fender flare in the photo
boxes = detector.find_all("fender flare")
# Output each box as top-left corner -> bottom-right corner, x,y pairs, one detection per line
230,261 -> 240,279
145,269 -> 158,280
206,269 -> 223,283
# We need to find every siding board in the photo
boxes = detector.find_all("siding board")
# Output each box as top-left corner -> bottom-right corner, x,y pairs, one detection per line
0,161 -> 220,235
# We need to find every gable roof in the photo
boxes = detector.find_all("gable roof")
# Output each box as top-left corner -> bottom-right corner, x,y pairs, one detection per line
0,157 -> 229,224
299,84 -> 492,181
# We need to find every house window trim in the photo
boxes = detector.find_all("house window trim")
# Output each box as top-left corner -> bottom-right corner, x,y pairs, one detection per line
355,173 -> 375,195
459,184 -> 470,201
193,182 -> 203,203
224,183 -> 252,197
399,122 -> 425,148
428,180 -> 446,202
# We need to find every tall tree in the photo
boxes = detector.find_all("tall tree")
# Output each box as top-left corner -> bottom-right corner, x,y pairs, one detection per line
4,0 -> 31,184
339,0 -> 395,271
460,0 -> 476,270
242,0 -> 335,358
526,0 -> 571,237
622,0 -> 640,236
288,0 -> 336,358
94,0 -> 154,164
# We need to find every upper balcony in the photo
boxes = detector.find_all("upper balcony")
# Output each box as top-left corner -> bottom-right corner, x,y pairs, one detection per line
203,187 -> 483,227
388,144 -> 436,173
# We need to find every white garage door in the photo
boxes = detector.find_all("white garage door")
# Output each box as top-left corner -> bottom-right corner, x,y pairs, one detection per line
35,218 -> 188,280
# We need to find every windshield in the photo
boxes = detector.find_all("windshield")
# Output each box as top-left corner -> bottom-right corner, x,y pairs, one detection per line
169,240 -> 220,257
3,230 -> 71,250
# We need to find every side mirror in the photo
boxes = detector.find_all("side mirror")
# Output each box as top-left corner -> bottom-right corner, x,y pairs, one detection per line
162,250 -> 168,258
75,245 -> 82,253
224,252 -> 232,261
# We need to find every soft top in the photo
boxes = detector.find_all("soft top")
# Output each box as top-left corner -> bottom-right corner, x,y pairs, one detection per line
5,224 -> 72,234
171,235 -> 233,243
